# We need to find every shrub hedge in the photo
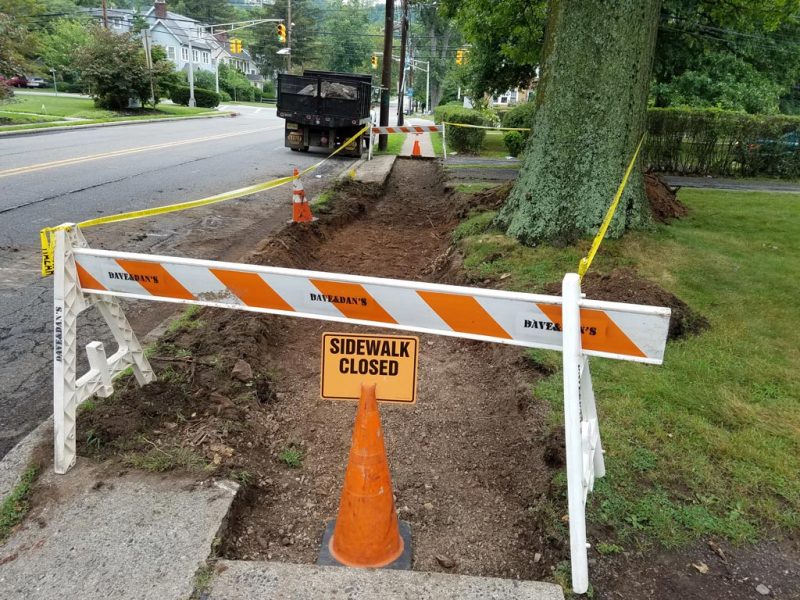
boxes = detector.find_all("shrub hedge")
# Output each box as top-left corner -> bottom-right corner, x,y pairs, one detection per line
503,130 -> 527,157
435,105 -> 489,153
170,86 -> 220,108
502,102 -> 536,130
645,107 -> 800,178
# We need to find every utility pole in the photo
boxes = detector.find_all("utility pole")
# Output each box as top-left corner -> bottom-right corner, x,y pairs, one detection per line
396,0 -> 408,126
379,0 -> 394,150
188,38 -> 196,107
287,0 -> 292,72
102,0 -> 108,29
143,29 -> 156,106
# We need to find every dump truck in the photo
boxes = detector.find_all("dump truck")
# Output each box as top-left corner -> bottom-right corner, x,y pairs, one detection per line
276,70 -> 373,157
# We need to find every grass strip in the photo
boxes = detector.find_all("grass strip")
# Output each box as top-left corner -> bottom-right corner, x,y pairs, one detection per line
0,466 -> 39,542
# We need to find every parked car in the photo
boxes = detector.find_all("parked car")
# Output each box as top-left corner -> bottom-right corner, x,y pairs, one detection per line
26,77 -> 46,88
7,75 -> 27,87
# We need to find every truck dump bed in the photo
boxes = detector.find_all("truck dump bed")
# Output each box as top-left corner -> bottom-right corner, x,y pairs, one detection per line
277,71 -> 372,127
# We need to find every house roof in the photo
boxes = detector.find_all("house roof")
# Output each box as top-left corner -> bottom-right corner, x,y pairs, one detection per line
144,7 -> 216,50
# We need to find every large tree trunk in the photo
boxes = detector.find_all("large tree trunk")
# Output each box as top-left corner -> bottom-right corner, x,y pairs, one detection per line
495,0 -> 661,246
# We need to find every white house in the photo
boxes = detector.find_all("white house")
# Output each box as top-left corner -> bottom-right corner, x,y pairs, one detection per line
84,0 -> 264,88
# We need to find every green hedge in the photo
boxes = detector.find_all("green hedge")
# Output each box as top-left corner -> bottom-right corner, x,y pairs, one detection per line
503,131 -> 526,157
435,105 -> 489,153
645,107 -> 800,178
502,102 -> 536,129
170,86 -> 220,108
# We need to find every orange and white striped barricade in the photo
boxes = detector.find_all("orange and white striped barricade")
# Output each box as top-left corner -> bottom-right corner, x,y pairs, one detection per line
51,228 -> 670,593
368,125 -> 441,161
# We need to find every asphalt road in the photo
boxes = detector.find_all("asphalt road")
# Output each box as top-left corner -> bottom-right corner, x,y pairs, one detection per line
0,106 -> 358,458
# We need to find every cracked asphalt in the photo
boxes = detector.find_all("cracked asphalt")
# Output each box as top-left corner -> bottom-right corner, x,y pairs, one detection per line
0,106 -> 357,458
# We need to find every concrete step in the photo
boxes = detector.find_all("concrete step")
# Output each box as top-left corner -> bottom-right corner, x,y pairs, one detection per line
207,560 -> 565,600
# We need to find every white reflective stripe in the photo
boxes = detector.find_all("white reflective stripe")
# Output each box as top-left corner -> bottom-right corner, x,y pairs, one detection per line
600,309 -> 666,359
162,263 -> 242,305
78,255 -> 150,296
263,273 -> 345,318
363,284 -> 451,332
475,296 -> 562,346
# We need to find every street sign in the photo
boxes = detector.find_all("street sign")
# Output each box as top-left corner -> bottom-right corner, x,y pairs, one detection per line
320,333 -> 419,404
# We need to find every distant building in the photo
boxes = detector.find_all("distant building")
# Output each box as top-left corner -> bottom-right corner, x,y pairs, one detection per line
83,0 -> 264,89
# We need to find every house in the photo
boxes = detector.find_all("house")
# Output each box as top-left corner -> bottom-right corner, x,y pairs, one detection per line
83,0 -> 264,89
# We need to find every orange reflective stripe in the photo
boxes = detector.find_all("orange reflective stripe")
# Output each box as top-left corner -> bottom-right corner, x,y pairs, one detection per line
210,269 -> 295,312
115,259 -> 194,300
537,304 -> 646,358
310,280 -> 397,323
417,291 -> 511,339
76,263 -> 105,291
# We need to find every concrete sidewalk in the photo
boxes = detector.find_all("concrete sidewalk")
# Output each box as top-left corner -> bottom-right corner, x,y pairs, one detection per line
0,460 -> 238,600
400,132 -> 436,158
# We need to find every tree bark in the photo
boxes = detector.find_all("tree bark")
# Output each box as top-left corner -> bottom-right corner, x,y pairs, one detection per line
496,0 -> 661,246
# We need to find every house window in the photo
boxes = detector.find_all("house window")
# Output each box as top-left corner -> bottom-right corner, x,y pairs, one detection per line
167,46 -> 176,61
192,49 -> 199,63
203,51 -> 210,64
181,47 -> 189,61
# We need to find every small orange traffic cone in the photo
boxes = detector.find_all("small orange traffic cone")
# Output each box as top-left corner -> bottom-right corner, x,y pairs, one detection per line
291,168 -> 315,223
411,138 -> 422,159
318,382 -> 412,569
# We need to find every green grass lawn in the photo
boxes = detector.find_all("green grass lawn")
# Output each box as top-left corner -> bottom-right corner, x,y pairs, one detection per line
0,95 -> 215,130
457,189 -> 800,549
479,130 -> 510,158
374,132 -> 406,156
430,131 -> 443,157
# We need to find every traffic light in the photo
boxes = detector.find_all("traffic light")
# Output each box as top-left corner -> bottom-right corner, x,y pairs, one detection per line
278,23 -> 287,43
456,49 -> 464,65
371,55 -> 378,69
229,39 -> 237,53
229,38 -> 242,54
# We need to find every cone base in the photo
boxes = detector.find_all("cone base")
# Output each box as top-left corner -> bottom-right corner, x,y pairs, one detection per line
317,520 -> 412,570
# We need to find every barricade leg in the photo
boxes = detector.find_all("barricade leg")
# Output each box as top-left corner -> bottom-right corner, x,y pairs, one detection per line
52,227 -> 155,474
442,123 -> 447,161
53,227 -> 84,474
561,273 -> 589,594
579,357 -> 606,479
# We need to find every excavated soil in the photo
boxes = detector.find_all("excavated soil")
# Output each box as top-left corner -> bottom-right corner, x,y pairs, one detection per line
646,171 -> 690,223
544,268 -> 710,340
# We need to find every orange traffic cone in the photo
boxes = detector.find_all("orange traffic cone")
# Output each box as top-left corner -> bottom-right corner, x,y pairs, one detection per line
318,382 -> 412,569
411,138 -> 422,158
291,168 -> 315,223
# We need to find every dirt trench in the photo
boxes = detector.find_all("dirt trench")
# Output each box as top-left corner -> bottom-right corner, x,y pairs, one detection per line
220,160 -> 558,578
79,160 -> 562,580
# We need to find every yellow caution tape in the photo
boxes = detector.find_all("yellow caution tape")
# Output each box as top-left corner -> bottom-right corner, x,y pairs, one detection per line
40,125 -> 370,277
442,121 -> 531,132
578,134 -> 646,281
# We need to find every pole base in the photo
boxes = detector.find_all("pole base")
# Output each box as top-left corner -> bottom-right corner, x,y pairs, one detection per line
317,520 -> 412,570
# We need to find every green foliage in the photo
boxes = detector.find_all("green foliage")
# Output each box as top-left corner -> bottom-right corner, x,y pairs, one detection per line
36,19 -> 89,83
76,26 -> 172,109
646,106 -> 800,177
170,86 -> 220,109
124,445 -> 209,473
218,63 -> 255,102
655,1 -> 800,114
502,130 -> 526,157
278,446 -> 303,468
434,105 -> 488,153
0,466 -> 38,542
652,52 -> 784,114
320,0 -> 373,74
0,12 -> 34,77
441,0 -> 546,97
502,101 -> 536,129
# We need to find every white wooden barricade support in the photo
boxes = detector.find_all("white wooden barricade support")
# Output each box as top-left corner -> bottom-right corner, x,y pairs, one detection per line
53,226 -> 155,474
50,230 -> 669,592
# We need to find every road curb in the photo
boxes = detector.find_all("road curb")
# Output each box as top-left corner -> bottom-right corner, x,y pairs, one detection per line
0,111 -> 237,138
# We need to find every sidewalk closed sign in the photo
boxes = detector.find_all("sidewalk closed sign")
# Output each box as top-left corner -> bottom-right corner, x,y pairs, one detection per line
321,333 -> 419,403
